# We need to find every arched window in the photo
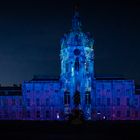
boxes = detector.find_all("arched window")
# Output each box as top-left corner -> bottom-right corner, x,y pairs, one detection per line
74,90 -> 80,106
64,91 -> 70,105
85,91 -> 91,105
75,57 -> 79,71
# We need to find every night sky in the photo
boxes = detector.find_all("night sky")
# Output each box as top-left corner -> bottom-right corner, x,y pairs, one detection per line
0,0 -> 140,85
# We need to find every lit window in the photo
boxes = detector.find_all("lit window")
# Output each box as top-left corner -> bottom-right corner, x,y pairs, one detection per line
57,112 -> 60,119
97,111 -> 101,115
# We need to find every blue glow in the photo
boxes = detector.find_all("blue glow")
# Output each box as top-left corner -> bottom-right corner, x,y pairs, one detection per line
0,8 -> 139,121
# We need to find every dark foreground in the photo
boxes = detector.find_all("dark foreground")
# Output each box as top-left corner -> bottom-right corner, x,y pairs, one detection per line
0,120 -> 140,140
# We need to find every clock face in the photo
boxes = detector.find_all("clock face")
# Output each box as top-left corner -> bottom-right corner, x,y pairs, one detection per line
74,49 -> 80,56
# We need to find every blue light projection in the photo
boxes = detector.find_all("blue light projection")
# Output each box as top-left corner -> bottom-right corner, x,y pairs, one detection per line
60,8 -> 94,119
0,7 -> 139,121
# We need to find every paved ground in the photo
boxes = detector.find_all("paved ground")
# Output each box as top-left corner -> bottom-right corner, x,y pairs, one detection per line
0,121 -> 139,140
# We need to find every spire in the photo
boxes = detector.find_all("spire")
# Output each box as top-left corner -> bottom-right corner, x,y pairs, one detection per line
72,3 -> 82,31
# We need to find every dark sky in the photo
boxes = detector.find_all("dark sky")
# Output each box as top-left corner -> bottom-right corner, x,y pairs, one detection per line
0,0 -> 140,85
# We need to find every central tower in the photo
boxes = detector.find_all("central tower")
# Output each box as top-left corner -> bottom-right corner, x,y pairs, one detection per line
60,6 -> 94,119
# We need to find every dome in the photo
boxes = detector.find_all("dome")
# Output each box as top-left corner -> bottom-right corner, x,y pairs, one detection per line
60,31 -> 94,49
60,7 -> 94,49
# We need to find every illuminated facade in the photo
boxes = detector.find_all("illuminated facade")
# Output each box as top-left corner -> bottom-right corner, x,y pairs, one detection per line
60,9 -> 94,119
0,8 -> 140,120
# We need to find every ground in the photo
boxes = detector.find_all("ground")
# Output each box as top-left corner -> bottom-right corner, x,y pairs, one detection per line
0,120 -> 139,140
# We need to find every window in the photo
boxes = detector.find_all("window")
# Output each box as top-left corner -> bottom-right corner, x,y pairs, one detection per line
126,89 -> 131,93
46,110 -> 49,119
97,98 -> 101,106
127,98 -> 130,106
107,89 -> 110,93
12,98 -> 16,105
27,98 -> 30,106
3,99 -> 7,106
27,90 -> 30,93
27,111 -> 30,118
4,111 -> 8,118
117,98 -> 120,106
117,89 -> 120,93
134,98 -> 138,106
107,98 -> 110,106
85,91 -> 91,105
46,98 -> 49,106
135,111 -> 138,118
74,90 -> 80,105
64,91 -> 70,104
55,90 -> 58,93
97,89 -> 100,92
117,111 -> 121,117
36,111 -> 40,118
36,98 -> 40,106
36,90 -> 40,93
19,99 -> 22,106
126,110 -> 130,117
75,57 -> 80,71
56,112 -> 60,119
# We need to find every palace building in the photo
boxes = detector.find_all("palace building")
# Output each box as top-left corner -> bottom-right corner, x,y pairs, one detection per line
0,8 -> 140,120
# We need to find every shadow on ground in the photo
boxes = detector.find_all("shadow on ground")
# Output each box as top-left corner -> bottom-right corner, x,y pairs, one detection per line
0,120 -> 139,140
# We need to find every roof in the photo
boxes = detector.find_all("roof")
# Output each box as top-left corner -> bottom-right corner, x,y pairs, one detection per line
31,75 -> 60,81
135,85 -> 140,94
95,74 -> 126,80
0,86 -> 22,96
